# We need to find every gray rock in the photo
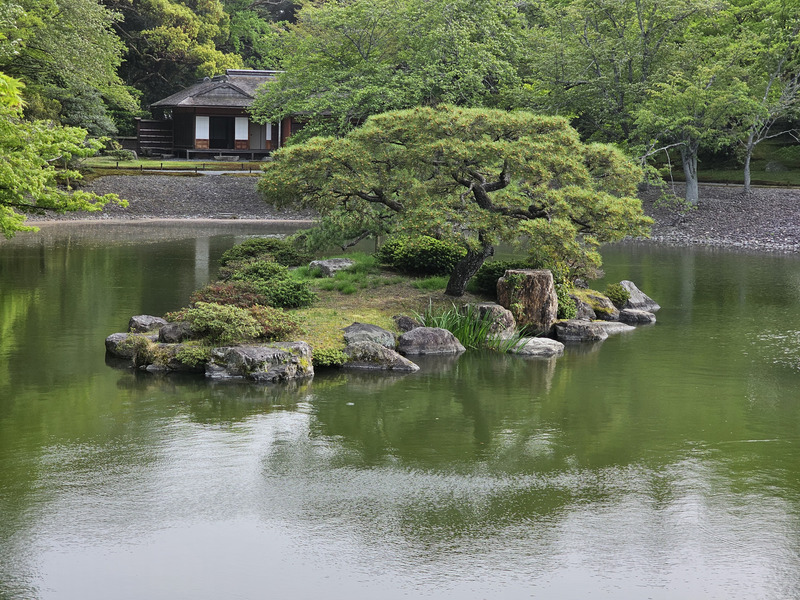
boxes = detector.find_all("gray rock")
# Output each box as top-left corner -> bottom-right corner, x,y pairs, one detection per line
343,341 -> 420,372
554,320 -> 609,342
497,269 -> 558,334
393,314 -> 421,333
595,321 -> 636,335
309,258 -> 355,277
585,292 -> 619,321
128,315 -> 168,333
512,337 -> 565,357
105,332 -> 137,359
570,294 -> 596,321
343,322 -> 396,349
473,302 -> 516,335
619,308 -> 657,324
398,327 -> 466,355
207,342 -> 313,382
158,321 -> 194,343
620,280 -> 661,312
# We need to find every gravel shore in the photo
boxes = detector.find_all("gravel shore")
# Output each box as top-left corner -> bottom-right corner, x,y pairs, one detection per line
30,174 -> 800,253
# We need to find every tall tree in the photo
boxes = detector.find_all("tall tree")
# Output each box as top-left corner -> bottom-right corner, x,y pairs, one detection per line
259,105 -> 651,295
249,0 -> 531,139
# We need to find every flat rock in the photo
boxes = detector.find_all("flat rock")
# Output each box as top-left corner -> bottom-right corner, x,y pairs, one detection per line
595,321 -> 636,335
511,337 -> 564,357
398,327 -> 466,355
343,322 -> 396,349
554,320 -> 609,342
619,308 -> 657,324
207,342 -> 313,382
128,315 -> 168,333
620,280 -> 661,312
343,341 -> 420,371
309,258 -> 355,277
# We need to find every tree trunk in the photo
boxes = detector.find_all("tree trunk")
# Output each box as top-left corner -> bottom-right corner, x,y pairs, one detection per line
445,244 -> 494,297
743,131 -> 755,196
681,143 -> 699,205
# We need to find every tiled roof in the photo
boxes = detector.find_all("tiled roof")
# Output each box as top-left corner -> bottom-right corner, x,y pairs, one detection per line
150,70 -> 279,108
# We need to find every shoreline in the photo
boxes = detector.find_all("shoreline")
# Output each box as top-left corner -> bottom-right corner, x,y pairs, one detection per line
23,175 -> 800,254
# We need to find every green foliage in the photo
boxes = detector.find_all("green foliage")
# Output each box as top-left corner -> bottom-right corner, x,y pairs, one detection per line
174,345 -> 212,367
556,286 -> 577,320
166,302 -> 262,345
604,283 -> 631,308
254,278 -> 316,309
0,75 -> 127,238
472,260 -> 531,297
416,303 -> 522,352
248,305 -> 303,340
220,237 -> 311,267
311,347 -> 348,368
219,258 -> 289,283
260,105 -> 651,296
190,280 -> 271,308
377,235 -> 467,276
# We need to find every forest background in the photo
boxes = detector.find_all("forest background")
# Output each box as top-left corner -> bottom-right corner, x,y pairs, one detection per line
1,0 -> 800,214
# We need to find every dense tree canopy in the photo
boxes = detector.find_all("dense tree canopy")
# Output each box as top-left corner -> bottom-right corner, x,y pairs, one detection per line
259,105 -> 651,295
0,73 -> 124,238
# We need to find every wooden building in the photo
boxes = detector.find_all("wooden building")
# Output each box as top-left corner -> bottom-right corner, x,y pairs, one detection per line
138,69 -> 301,158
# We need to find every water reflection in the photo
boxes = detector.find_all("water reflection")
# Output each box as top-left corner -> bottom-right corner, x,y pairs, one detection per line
2,229 -> 800,599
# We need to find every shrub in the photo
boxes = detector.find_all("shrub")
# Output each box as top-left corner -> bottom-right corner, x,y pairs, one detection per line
377,235 -> 467,276
312,347 -> 348,368
416,302 -> 522,352
472,260 -> 531,297
253,278 -> 317,309
220,237 -> 311,267
219,258 -> 289,283
174,345 -> 211,367
248,305 -> 303,340
166,302 -> 261,345
190,280 -> 271,308
604,283 -> 631,308
556,283 -> 577,320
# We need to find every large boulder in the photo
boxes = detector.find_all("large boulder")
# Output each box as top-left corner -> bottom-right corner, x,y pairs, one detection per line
570,294 -> 597,321
309,258 -> 354,277
511,337 -> 565,358
497,269 -> 558,333
584,292 -> 619,321
473,302 -> 516,335
158,321 -> 194,343
620,280 -> 661,312
128,315 -> 168,333
554,320 -> 609,342
343,322 -> 396,349
143,343 -> 207,373
343,341 -> 420,372
206,342 -> 313,382
105,332 -> 139,359
619,308 -> 657,325
398,327 -> 466,355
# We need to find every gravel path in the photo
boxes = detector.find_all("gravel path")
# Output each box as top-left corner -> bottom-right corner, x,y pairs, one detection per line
30,174 -> 800,253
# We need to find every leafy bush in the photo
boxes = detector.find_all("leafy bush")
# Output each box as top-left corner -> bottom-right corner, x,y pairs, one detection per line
604,283 -> 631,308
312,347 -> 348,368
220,237 -> 311,267
472,260 -> 531,297
219,258 -> 289,283
190,280 -> 271,308
556,283 -> 577,319
377,235 -> 467,276
174,345 -> 211,367
248,305 -> 303,340
166,302 -> 261,345
253,278 -> 317,309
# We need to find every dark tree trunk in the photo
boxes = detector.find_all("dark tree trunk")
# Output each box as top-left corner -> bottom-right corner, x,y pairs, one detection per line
445,244 -> 494,297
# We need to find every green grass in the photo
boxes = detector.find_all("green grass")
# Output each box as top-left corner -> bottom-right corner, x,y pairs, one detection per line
411,275 -> 449,290
292,252 -> 402,294
416,302 -> 524,352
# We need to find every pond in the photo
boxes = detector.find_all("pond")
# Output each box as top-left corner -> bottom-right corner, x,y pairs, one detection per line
2,222 -> 800,600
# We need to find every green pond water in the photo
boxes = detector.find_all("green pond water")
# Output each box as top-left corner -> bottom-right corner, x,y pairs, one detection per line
1,222 -> 800,599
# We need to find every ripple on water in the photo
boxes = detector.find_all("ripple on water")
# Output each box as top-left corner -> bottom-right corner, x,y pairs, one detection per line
752,330 -> 800,369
